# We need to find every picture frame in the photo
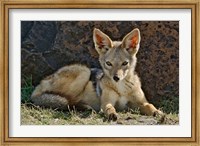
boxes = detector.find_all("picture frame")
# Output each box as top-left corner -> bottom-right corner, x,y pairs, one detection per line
0,0 -> 199,145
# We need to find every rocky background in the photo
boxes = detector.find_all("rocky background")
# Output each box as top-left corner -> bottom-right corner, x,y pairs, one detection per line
21,21 -> 179,112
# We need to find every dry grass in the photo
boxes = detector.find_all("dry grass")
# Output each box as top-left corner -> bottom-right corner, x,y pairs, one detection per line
21,103 -> 179,125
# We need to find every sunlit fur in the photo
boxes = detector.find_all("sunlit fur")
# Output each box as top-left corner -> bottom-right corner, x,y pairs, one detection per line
93,28 -> 163,120
31,64 -> 100,111
31,28 -> 163,121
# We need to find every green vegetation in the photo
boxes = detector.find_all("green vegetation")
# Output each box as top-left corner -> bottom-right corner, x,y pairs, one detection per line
21,76 -> 34,103
21,76 -> 179,125
159,97 -> 179,114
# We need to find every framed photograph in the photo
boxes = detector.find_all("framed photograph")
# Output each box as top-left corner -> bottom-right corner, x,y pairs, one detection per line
1,0 -> 199,145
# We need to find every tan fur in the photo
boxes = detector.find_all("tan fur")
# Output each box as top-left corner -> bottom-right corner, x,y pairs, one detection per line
93,28 -> 163,120
31,28 -> 163,121
31,64 -> 100,111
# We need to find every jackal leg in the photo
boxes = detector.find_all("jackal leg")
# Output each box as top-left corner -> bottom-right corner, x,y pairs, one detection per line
131,87 -> 163,116
139,103 -> 163,116
101,89 -> 118,121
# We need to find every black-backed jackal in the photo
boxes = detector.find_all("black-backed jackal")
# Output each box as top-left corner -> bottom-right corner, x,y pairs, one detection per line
31,28 -> 163,121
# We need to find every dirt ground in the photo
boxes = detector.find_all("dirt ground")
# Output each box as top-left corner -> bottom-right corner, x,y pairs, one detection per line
21,104 -> 179,125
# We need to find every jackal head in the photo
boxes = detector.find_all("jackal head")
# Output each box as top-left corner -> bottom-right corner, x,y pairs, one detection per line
93,28 -> 141,82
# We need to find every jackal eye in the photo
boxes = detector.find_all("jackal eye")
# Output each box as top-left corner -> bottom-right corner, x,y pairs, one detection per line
122,61 -> 128,66
106,61 -> 112,66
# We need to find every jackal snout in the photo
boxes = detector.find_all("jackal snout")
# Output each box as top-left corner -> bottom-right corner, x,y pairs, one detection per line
113,69 -> 125,82
113,75 -> 119,82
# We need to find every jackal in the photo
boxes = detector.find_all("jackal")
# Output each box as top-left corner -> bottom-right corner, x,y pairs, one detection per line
31,28 -> 163,121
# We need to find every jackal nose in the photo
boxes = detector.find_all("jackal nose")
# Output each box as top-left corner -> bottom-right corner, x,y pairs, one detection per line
113,76 -> 119,82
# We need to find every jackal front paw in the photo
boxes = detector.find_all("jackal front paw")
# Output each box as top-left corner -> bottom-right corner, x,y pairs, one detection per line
108,112 -> 118,121
153,110 -> 165,119
105,104 -> 118,121
153,110 -> 166,122
153,110 -> 164,117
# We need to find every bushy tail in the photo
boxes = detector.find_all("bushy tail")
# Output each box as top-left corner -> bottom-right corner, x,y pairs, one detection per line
31,93 -> 69,110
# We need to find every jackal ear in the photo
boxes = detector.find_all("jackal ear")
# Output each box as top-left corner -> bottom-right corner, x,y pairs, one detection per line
122,28 -> 141,55
93,28 -> 113,55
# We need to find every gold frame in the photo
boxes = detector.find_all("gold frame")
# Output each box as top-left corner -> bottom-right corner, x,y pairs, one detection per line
0,0 -> 199,145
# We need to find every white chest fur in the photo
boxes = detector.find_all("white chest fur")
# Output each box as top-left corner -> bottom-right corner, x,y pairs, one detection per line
118,96 -> 128,109
115,80 -> 132,95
